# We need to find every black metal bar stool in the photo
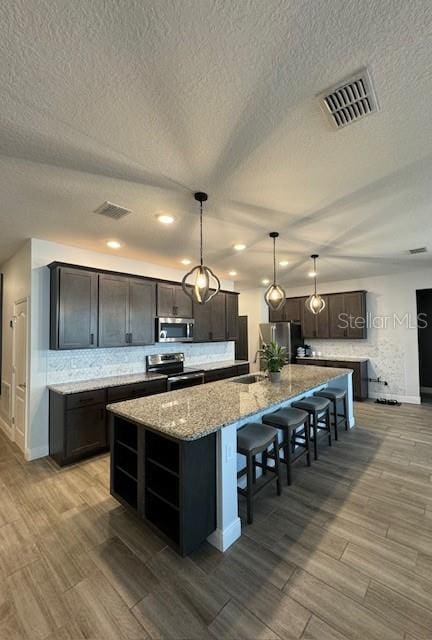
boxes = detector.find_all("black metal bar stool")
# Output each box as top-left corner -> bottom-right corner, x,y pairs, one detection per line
292,396 -> 331,460
261,407 -> 311,485
314,387 -> 348,440
237,422 -> 282,524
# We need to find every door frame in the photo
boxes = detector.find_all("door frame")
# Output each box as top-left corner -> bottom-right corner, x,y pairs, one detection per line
11,297 -> 29,452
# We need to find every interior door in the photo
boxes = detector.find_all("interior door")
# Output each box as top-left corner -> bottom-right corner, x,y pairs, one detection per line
13,299 -> 27,452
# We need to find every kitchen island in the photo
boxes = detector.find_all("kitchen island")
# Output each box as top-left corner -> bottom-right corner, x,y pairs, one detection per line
107,364 -> 354,555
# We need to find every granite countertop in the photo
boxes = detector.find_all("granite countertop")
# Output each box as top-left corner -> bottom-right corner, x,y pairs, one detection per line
297,355 -> 369,363
107,364 -> 352,441
48,372 -> 167,395
193,359 -> 249,371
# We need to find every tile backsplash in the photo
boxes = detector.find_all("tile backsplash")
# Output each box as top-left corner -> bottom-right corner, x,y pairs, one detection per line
46,342 -> 235,385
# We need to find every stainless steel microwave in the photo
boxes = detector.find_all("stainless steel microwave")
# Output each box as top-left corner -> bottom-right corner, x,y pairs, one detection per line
157,317 -> 194,342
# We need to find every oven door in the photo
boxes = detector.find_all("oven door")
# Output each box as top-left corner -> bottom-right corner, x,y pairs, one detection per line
157,318 -> 194,342
167,372 -> 204,391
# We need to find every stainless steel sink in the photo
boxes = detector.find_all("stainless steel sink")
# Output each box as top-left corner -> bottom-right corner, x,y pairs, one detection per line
234,374 -> 267,384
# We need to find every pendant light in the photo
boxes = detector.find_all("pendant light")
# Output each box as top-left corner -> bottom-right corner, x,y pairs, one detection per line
264,232 -> 286,311
182,192 -> 221,305
305,254 -> 326,314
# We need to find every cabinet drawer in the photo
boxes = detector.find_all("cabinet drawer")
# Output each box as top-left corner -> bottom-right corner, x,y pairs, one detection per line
107,379 -> 166,403
236,363 -> 250,376
66,389 -> 106,410
204,367 -> 236,383
296,359 -> 324,366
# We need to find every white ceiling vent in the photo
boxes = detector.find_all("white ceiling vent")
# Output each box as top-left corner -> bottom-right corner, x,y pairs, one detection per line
408,247 -> 428,254
93,201 -> 132,220
319,69 -> 379,130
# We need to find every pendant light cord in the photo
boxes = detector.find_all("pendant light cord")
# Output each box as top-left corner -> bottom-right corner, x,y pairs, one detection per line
314,255 -> 317,295
273,236 -> 276,284
200,201 -> 203,266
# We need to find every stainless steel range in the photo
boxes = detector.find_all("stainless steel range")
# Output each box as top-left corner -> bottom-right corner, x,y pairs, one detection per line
146,353 -> 204,391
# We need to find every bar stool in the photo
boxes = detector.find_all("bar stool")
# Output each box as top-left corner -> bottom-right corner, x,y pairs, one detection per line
261,407 -> 311,485
292,396 -> 331,460
237,422 -> 282,524
314,387 -> 348,440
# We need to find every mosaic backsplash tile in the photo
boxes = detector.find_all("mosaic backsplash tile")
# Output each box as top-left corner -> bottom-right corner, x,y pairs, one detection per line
46,342 -> 235,385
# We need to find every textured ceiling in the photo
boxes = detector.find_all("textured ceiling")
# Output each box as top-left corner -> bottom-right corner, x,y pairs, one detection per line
1,0 -> 432,287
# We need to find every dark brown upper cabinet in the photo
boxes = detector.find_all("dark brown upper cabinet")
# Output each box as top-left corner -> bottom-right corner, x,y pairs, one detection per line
284,297 -> 302,322
193,291 -> 227,342
268,300 -> 286,322
225,292 -> 239,340
302,290 -> 367,339
157,283 -> 192,318
328,291 -> 367,339
99,274 -> 156,347
50,265 -> 98,350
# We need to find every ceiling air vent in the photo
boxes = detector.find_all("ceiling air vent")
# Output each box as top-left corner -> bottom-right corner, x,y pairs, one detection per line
409,247 -> 427,255
318,68 -> 379,130
93,201 -> 132,220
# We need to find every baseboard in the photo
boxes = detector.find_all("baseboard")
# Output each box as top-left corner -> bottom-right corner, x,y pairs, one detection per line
207,517 -> 242,552
0,415 -> 13,440
368,392 -> 421,405
25,444 -> 49,461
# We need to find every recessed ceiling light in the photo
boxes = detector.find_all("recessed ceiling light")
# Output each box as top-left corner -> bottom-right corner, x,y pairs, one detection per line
157,214 -> 175,224
228,271 -> 237,277
308,271 -> 317,278
262,278 -> 270,285
106,240 -> 122,249
234,244 -> 246,251
181,258 -> 191,265
279,260 -> 289,267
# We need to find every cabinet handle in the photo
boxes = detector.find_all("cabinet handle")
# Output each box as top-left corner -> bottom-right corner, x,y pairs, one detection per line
129,332 -> 133,344
173,306 -> 178,316
125,333 -> 130,344
90,333 -> 94,345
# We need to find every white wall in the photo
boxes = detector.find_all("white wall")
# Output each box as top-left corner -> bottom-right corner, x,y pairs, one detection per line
0,241 -> 31,444
29,238 -> 235,459
238,288 -> 267,372
240,268 -> 432,403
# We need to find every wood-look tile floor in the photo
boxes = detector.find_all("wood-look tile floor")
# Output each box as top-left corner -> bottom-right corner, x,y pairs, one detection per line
1,401 -> 432,639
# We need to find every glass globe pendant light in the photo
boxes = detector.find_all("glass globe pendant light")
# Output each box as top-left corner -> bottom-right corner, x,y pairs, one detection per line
305,254 -> 326,314
264,232 -> 286,311
182,192 -> 221,305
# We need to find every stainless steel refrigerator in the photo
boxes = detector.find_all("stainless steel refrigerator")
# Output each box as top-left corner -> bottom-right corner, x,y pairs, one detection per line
259,322 -> 303,363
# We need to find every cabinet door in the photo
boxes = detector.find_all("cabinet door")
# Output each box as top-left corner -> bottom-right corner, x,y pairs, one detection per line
328,294 -> 346,338
225,293 -> 239,340
129,279 -> 156,345
193,301 -> 211,341
99,274 -> 129,347
344,292 -> 367,339
301,298 -> 317,338
210,293 -> 226,340
285,298 -> 301,322
315,295 -> 330,338
66,404 -> 107,459
173,284 -> 193,318
268,300 -> 286,322
157,283 -> 175,317
57,267 -> 98,349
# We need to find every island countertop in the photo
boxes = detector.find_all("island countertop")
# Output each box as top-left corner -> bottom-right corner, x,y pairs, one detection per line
107,364 -> 352,441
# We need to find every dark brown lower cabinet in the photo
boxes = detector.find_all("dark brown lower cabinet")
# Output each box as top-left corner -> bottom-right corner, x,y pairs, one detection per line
49,379 -> 167,466
110,415 -> 216,556
204,362 -> 249,383
296,358 -> 368,400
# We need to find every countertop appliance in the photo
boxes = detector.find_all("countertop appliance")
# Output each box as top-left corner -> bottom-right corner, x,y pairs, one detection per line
146,352 -> 204,391
259,322 -> 304,364
157,317 -> 194,342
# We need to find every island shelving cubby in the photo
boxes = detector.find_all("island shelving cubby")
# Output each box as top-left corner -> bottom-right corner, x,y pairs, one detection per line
109,414 -> 216,555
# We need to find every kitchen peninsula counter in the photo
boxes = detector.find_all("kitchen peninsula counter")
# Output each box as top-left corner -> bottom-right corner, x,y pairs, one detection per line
107,364 -> 354,555
107,365 -> 352,440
